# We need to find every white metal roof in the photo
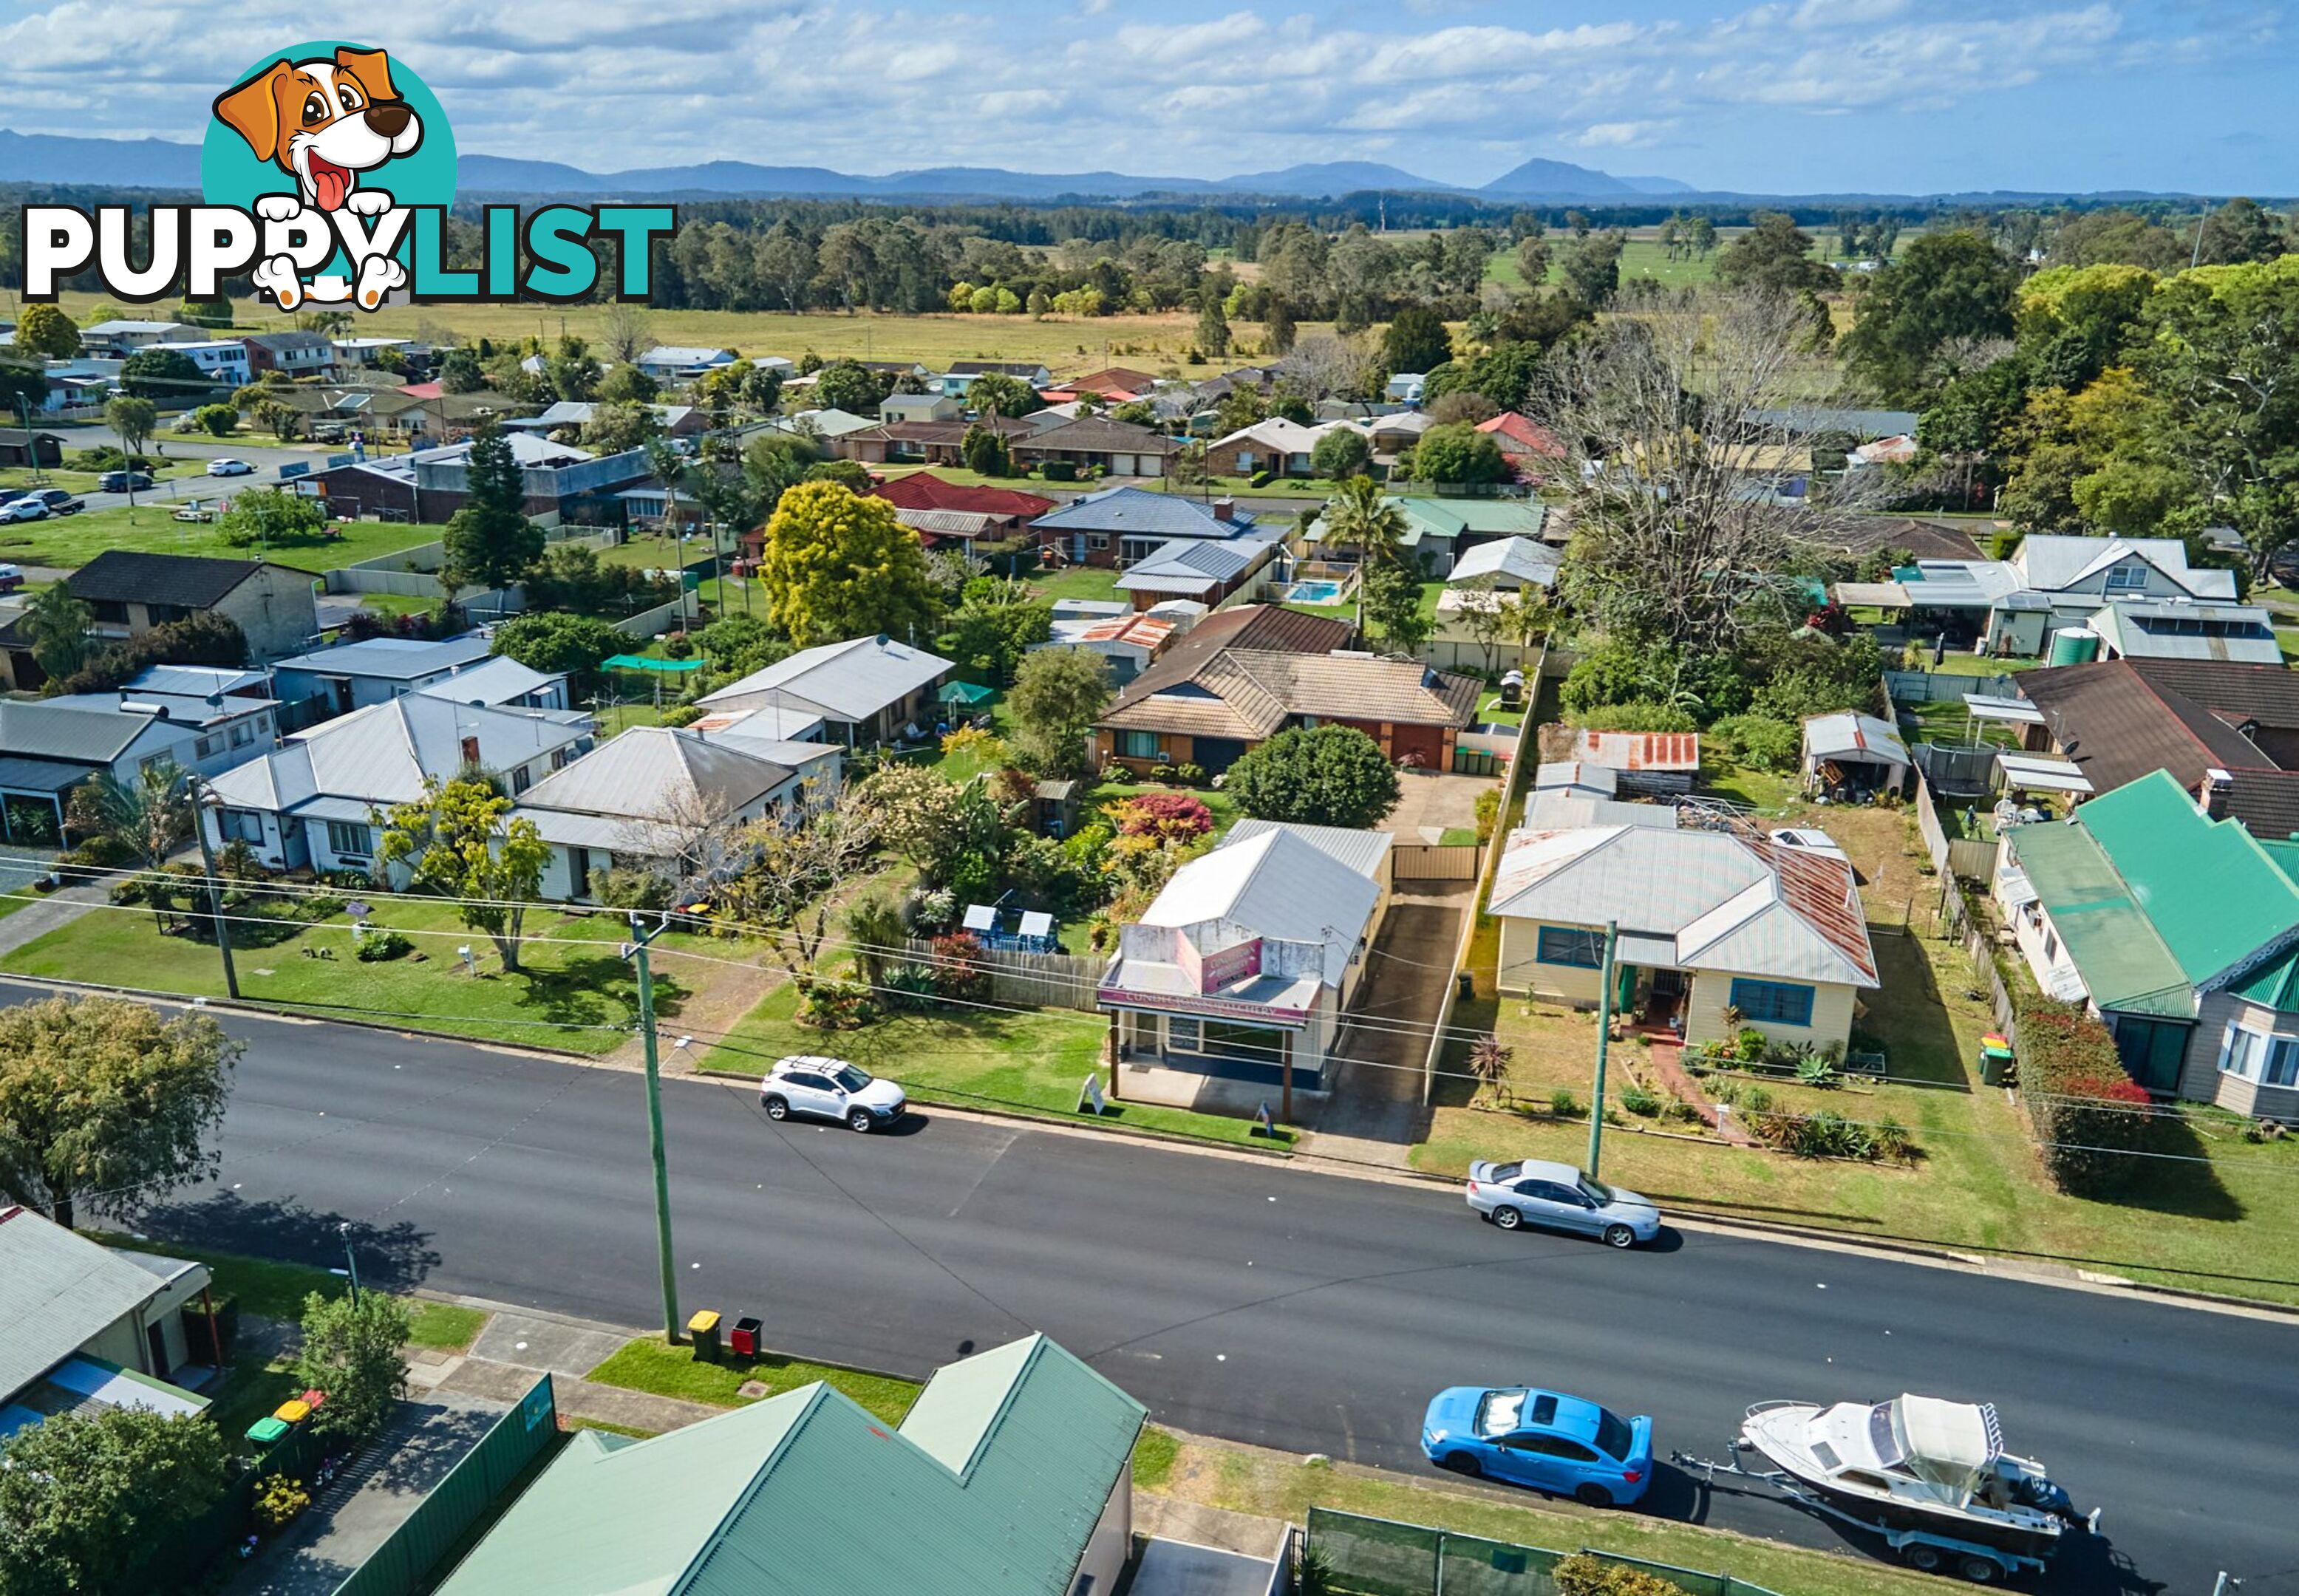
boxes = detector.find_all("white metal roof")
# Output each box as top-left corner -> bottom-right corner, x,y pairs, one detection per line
273,634 -> 493,681
1225,818 -> 1395,879
208,695 -> 587,814
1995,751 -> 2094,794
0,1207 -> 174,1401
1446,536 -> 1559,590
1962,693 -> 2043,725
1801,711 -> 1910,767
515,726 -> 794,825
1140,828 -> 1382,986
412,655 -> 561,707
697,635 -> 951,722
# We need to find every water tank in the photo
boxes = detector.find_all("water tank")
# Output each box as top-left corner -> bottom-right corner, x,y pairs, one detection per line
2048,627 -> 2099,666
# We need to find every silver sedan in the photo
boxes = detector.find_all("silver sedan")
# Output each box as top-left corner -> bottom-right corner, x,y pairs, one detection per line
1465,1158 -> 1661,1247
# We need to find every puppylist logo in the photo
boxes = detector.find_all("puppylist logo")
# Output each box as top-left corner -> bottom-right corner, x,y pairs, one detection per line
20,42 -> 675,312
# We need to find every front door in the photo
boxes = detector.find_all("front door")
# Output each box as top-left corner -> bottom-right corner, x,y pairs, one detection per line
568,847 -> 592,898
145,1320 -> 170,1379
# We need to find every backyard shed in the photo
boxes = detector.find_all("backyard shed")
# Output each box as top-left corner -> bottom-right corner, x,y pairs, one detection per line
1801,712 -> 1912,798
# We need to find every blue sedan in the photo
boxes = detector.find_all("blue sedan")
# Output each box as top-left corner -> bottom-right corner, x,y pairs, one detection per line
1420,1386 -> 1655,1507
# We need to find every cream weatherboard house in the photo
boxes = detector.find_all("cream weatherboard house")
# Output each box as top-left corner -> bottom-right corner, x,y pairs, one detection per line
1488,818 -> 1879,1053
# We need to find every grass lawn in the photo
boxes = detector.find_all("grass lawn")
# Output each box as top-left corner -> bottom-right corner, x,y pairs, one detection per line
699,983 -> 1295,1148
1145,477 -> 1332,503
0,504 -> 443,573
406,1300 -> 489,1352
1900,696 -> 2021,751
1090,776 -> 1244,839
1438,828 -> 1481,847
587,1334 -> 919,1425
1151,1432 -> 1941,1596
353,591 -> 443,621
1024,565 -> 1124,605
0,891 -> 736,1054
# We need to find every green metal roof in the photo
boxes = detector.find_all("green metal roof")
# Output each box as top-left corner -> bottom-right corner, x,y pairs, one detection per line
939,680 -> 997,705
2075,770 -> 2299,988
2016,818 -> 2194,1016
432,1334 -> 1145,1596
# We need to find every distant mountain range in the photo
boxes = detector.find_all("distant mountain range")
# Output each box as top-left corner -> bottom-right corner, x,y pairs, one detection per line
0,129 -> 1689,200
0,129 -> 2252,205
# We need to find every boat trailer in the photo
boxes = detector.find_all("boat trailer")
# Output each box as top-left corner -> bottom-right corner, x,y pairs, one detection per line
1669,1439 -> 2097,1584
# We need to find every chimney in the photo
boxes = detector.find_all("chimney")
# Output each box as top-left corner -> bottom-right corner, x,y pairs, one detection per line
2199,767 -> 2233,819
1211,497 -> 1235,522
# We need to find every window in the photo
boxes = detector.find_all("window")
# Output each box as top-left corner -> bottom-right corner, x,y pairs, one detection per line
194,734 -> 223,760
2104,563 -> 2149,593
1088,534 -> 1110,551
2218,1024 -> 2262,1080
460,735 -> 481,766
511,765 -> 532,795
219,809 -> 264,843
551,747 -> 571,771
1165,1017 -> 1202,1053
1116,730 -> 1162,761
228,720 -> 254,747
326,821 -> 372,859
1535,927 -> 1605,969
2041,930 -> 2059,964
2227,1025 -> 2299,1088
1728,978 -> 1816,1028
2266,1037 -> 2299,1089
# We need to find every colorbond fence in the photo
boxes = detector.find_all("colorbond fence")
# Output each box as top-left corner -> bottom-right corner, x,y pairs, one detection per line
329,1373 -> 559,1596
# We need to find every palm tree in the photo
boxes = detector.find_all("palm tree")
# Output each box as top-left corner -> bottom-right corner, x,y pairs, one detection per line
1319,476 -> 1409,636
21,584 -> 94,682
64,761 -> 194,921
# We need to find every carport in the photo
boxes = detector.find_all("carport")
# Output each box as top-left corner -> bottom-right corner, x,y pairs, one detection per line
0,758 -> 77,845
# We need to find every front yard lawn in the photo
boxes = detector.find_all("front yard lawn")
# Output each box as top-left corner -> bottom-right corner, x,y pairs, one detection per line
0,892 -> 726,1054
587,1334 -> 919,1425
699,983 -> 1294,1148
0,504 -> 444,573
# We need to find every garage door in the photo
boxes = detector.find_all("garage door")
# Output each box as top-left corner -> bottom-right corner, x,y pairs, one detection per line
1193,737 -> 1247,774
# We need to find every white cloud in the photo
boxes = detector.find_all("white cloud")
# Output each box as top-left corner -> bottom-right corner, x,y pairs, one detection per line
1567,120 -> 1675,149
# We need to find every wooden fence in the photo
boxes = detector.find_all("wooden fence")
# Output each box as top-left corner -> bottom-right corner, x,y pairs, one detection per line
1914,763 -> 2001,881
901,938 -> 1104,1012
1391,842 -> 1483,882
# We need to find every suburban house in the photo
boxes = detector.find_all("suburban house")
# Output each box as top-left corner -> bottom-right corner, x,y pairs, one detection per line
1995,768 -> 2299,1119
0,1206 -> 218,1441
1358,410 -> 1434,466
941,358 -> 1052,395
1839,536 -> 2242,657
155,338 -> 251,386
75,318 -> 203,355
270,635 -> 497,719
1303,495 -> 1544,573
684,708 -> 847,785
65,550 -> 320,663
1043,365 -> 1160,403
1386,372 -> 1428,404
1477,412 -> 1567,472
697,634 -> 951,746
412,655 -> 574,714
879,391 -> 963,424
0,697 -> 276,845
0,426 -> 64,468
508,400 -> 706,440
1032,487 -> 1257,568
1100,821 -> 1392,1098
430,1334 -> 1145,1596
302,434 -> 650,526
1490,818 -> 1879,1053
1010,415 -> 1179,479
2081,598 -> 2282,664
240,329 -> 336,378
1111,535 -> 1282,611
1205,417 -> 1338,478
635,345 -> 738,383
865,472 -> 1055,556
331,335 -> 416,369
1095,604 -> 1479,776
1423,537 -> 1556,672
201,695 -> 592,876
513,726 -> 805,901
2015,658 -> 2299,833
835,415 -> 1034,468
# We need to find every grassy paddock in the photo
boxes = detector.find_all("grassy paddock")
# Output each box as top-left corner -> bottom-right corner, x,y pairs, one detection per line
0,503 -> 444,573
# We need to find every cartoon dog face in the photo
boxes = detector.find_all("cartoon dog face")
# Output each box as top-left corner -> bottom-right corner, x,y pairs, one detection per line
213,47 -> 422,212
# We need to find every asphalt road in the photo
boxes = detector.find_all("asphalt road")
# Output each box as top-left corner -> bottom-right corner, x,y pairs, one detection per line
21,985 -> 2292,1594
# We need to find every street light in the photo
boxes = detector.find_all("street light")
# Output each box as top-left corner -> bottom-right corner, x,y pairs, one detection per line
337,1221 -> 361,1302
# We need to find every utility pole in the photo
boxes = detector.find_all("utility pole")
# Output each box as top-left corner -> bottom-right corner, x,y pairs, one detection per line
188,780 -> 239,1000
625,913 -> 683,1343
1588,921 -> 1618,1178
337,1221 -> 361,1302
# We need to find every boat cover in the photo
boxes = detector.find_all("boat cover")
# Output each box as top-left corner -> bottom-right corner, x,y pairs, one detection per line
1898,1395 -> 1997,1486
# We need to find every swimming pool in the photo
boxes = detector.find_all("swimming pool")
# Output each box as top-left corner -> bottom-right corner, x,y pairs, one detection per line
1277,579 -> 1344,604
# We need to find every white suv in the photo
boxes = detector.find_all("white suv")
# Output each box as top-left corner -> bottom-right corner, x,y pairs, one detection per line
760,1055 -> 908,1133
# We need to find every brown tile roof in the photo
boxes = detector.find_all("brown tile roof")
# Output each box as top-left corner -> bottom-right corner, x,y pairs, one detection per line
2221,768 -> 2299,843
1821,516 -> 1987,562
1107,604 -> 1352,710
1014,416 -> 1179,457
868,473 -> 1054,519
2020,659 -> 2271,796
1103,641 -> 1481,740
1056,366 -> 1161,396
2125,659 -> 2299,731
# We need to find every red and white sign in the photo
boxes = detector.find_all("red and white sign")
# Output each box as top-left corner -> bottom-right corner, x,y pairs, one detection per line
1194,936 -> 1264,994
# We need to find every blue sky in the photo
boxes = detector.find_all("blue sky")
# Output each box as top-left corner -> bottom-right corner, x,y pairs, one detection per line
0,0 -> 2289,194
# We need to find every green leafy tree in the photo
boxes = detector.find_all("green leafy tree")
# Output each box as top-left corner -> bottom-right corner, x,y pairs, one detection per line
959,423 -> 1012,476
1404,422 -> 1508,485
189,402 -> 239,437
1714,211 -> 1839,296
596,361 -> 660,403
292,1289 -> 412,1441
579,400 -> 660,454
1558,232 -> 1626,307
376,777 -> 552,972
2195,197 -> 2286,267
21,584 -> 92,681
103,396 -> 157,461
964,372 -> 1042,418
811,358 -> 896,415
253,398 -> 302,442
1264,293 -> 1297,352
805,458 -> 873,491
438,427 -> 546,597
1842,229 -> 2020,402
1309,426 -> 1371,480
1381,305 -> 1452,376
1226,725 -> 1400,830
117,347 -> 205,403
755,481 -> 937,646
15,303 -> 82,359
0,995 -> 238,1229
1360,559 -> 1434,657
1007,645 -> 1111,776
0,1408 -> 228,1596
1196,293 -> 1231,359
490,612 -> 627,678
437,347 -> 486,392
217,486 -> 324,549
945,581 -> 1051,677
1320,474 -> 1409,568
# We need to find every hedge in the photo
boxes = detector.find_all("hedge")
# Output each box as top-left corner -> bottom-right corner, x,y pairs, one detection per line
2017,1000 -> 2154,1196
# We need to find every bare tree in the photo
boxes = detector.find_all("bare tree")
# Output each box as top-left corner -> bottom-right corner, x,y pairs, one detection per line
1530,287 -> 1882,652
600,302 -> 655,366
712,780 -> 881,989
1275,332 -> 1369,403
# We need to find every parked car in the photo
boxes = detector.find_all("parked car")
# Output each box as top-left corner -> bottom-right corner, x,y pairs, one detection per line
1420,1385 -> 1655,1507
98,471 -> 154,491
29,488 -> 85,516
1465,1158 -> 1660,1247
0,563 -> 23,592
0,497 -> 50,523
759,1054 -> 907,1133
205,458 -> 254,477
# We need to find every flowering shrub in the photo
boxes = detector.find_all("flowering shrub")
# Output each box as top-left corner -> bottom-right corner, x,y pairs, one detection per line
1106,792 -> 1214,844
2016,1000 -> 2153,1195
929,931 -> 991,1001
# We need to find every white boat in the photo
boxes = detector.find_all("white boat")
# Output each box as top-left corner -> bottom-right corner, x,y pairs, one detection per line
1734,1394 -> 2082,1578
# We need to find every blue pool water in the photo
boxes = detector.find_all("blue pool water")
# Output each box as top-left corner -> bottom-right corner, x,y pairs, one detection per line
1281,580 -> 1343,604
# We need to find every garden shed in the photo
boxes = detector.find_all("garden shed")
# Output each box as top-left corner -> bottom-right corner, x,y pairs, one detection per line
1800,712 -> 1911,799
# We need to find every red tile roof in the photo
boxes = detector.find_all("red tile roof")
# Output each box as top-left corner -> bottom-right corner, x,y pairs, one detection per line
1477,412 -> 1566,457
395,381 -> 444,399
868,472 -> 1055,519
